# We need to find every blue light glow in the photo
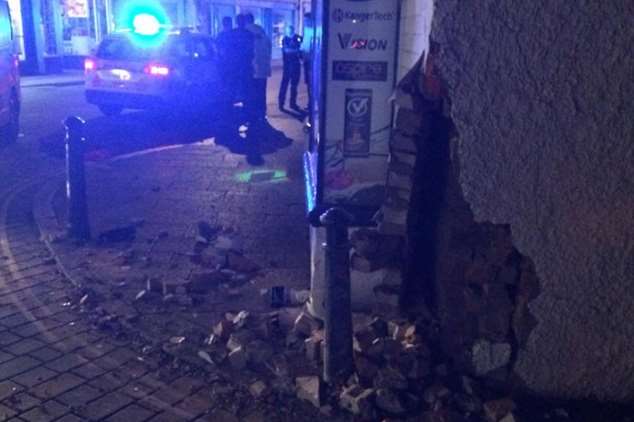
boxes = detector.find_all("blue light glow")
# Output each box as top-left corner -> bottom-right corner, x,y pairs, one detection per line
133,13 -> 161,35
117,1 -> 170,49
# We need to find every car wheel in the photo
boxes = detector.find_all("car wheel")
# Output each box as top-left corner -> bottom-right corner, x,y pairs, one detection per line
98,105 -> 123,117
0,93 -> 19,145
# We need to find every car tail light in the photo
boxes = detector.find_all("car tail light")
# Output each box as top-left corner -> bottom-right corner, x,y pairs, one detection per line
144,63 -> 170,77
84,58 -> 96,73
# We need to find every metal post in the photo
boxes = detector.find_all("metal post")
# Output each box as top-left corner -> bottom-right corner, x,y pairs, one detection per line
320,207 -> 353,384
64,116 -> 90,240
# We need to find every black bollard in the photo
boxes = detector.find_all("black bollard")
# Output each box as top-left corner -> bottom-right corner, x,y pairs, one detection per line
64,116 -> 90,240
320,207 -> 354,384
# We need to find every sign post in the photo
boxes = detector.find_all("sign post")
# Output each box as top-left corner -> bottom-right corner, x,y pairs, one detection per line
303,0 -> 400,317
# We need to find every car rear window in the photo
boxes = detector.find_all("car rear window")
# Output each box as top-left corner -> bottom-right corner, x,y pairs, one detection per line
96,34 -> 212,61
96,36 -> 159,60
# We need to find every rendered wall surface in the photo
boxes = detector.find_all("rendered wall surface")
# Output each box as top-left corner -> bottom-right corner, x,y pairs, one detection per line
431,0 -> 634,400
397,0 -> 434,80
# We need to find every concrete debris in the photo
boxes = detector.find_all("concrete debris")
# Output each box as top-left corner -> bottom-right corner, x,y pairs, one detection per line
228,346 -> 248,369
213,320 -> 234,340
304,331 -> 324,362
295,376 -> 321,408
249,381 -> 269,399
198,350 -> 215,365
232,310 -> 250,329
134,290 -> 147,301
215,234 -> 242,252
471,340 -> 512,376
289,289 -> 310,306
339,385 -> 375,417
195,235 -> 209,245
293,311 -> 322,337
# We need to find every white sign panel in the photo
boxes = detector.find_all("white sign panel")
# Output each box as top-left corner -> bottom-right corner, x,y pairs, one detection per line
323,0 -> 399,208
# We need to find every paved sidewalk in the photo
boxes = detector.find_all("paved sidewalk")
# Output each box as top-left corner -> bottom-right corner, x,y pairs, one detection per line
20,72 -> 84,89
0,83 -> 339,420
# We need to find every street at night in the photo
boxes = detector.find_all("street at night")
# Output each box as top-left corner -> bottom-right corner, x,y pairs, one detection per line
1,0 -> 633,421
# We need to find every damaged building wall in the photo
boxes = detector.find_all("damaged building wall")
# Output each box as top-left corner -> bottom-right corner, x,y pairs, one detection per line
430,0 -> 634,401
397,0 -> 434,80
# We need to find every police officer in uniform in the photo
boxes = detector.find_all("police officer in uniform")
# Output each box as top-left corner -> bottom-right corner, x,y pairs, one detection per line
278,26 -> 302,111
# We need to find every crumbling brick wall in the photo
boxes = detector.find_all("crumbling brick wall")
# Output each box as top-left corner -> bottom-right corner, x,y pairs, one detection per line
430,0 -> 634,401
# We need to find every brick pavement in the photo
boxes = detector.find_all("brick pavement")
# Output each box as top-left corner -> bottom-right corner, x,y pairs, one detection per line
0,185 -> 221,421
0,71 -> 338,421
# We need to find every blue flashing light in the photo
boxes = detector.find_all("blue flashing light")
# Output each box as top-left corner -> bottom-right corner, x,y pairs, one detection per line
133,13 -> 161,35
118,1 -> 171,49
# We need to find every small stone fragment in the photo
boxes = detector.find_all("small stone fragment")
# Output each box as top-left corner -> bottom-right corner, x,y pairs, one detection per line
198,350 -> 215,365
296,376 -> 321,408
232,311 -> 250,329
135,289 -> 147,302
339,385 -> 375,417
228,346 -> 248,369
249,381 -> 269,399
213,319 -> 234,340
293,311 -> 322,337
305,335 -> 323,362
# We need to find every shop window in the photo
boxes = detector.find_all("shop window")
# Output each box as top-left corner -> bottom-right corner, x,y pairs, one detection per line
0,2 -> 11,46
6,0 -> 23,59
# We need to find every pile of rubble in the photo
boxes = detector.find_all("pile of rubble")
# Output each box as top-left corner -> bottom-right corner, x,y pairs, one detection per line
191,302 -> 551,422
58,220 -> 584,421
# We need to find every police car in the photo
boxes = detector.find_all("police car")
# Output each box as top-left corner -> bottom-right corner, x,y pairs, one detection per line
0,0 -> 20,144
85,14 -> 226,116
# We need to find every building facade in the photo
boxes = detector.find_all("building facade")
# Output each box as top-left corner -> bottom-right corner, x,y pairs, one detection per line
14,0 -> 301,74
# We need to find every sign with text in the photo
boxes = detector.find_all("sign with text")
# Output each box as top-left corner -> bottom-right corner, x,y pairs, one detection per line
323,0 -> 399,207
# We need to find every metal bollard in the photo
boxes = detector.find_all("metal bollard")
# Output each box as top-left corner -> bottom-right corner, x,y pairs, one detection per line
64,116 -> 90,240
320,207 -> 354,384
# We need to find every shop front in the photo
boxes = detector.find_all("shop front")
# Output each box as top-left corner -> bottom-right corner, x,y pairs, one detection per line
14,0 -> 299,73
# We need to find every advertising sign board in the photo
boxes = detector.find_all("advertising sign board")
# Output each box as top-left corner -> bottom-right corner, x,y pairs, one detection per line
321,0 -> 399,212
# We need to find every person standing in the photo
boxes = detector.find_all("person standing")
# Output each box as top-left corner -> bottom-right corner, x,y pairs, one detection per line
215,17 -> 236,103
278,26 -> 302,111
230,14 -> 255,105
245,13 -> 272,125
